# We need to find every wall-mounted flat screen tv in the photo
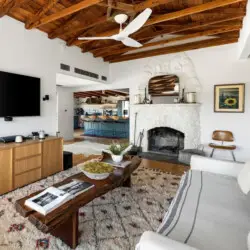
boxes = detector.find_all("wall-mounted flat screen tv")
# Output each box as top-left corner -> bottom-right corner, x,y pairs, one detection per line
0,71 -> 40,117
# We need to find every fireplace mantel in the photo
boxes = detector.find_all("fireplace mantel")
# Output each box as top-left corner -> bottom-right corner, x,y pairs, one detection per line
130,103 -> 201,152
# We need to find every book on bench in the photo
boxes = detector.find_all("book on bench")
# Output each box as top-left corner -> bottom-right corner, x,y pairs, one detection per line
24,180 -> 94,216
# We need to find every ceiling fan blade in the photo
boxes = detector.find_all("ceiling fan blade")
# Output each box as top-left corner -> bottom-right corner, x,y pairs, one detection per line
120,8 -> 152,36
122,37 -> 142,47
78,37 -> 113,40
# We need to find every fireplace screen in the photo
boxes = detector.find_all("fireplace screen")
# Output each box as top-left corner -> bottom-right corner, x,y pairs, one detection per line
148,127 -> 184,156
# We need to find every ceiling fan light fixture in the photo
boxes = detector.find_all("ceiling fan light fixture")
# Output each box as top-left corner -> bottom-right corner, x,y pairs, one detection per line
114,14 -> 128,24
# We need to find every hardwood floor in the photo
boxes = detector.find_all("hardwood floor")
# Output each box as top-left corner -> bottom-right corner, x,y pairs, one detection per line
141,158 -> 190,176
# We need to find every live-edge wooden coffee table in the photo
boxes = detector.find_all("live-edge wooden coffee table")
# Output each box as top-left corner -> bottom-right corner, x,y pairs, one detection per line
15,155 -> 141,249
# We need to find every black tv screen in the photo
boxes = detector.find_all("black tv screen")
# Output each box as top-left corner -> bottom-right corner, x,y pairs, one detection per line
0,71 -> 40,117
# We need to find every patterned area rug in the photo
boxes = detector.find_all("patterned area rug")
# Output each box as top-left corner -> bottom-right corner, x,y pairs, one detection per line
0,165 -> 181,250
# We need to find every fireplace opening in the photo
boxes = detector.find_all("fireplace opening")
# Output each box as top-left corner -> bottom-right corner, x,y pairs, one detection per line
148,127 -> 184,157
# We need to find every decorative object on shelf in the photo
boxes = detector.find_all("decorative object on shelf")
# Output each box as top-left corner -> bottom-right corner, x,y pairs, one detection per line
15,135 -> 23,143
174,97 -> 179,103
75,108 -> 84,115
185,92 -> 196,103
134,94 -> 141,104
148,74 -> 180,96
42,95 -> 49,101
4,116 -> 13,122
142,88 -> 150,104
86,97 -> 102,104
39,130 -> 45,140
214,84 -> 245,113
179,88 -> 185,103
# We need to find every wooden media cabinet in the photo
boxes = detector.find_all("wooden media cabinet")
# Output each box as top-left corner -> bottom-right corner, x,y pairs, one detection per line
0,137 -> 63,195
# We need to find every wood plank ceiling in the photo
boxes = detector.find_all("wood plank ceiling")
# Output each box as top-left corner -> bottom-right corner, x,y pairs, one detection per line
74,89 -> 129,98
0,0 -> 247,63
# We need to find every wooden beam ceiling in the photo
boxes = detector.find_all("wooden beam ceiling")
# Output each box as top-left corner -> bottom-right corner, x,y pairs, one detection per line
107,37 -> 238,63
0,0 -> 30,17
97,2 -> 134,12
27,0 -> 103,29
104,90 -> 128,96
65,16 -> 107,44
99,25 -> 241,58
89,14 -> 244,56
74,90 -> 129,98
133,0 -> 173,12
68,0 -> 174,46
25,0 -> 59,29
72,0 -> 244,47
47,12 -> 83,39
0,0 -> 246,62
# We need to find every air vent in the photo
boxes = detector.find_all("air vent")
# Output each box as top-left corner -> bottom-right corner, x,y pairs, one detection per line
60,63 -> 70,71
74,68 -> 99,79
102,76 -> 107,81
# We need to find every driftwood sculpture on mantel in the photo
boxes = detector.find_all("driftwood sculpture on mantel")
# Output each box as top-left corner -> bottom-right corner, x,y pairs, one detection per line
148,74 -> 179,96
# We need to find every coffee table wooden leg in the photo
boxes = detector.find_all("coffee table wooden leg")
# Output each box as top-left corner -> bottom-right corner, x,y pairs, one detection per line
123,176 -> 131,187
50,210 -> 79,249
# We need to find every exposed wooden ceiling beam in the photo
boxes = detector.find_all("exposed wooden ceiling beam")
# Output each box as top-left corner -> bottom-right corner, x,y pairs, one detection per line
48,12 -> 83,39
155,20 -> 242,28
25,0 -> 59,29
133,0 -> 173,12
145,0 -> 245,27
107,37 -> 238,63
90,14 -> 243,56
99,25 -> 241,58
72,0 -> 244,47
106,0 -> 113,19
74,94 -> 89,98
85,91 -> 109,97
104,90 -> 128,96
0,0 -> 29,17
64,0 -> 174,43
28,0 -> 103,29
63,16 -> 107,43
76,93 -> 101,97
98,1 -> 134,12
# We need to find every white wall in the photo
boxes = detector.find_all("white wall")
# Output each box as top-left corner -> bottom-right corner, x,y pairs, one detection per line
0,16 -> 108,137
57,87 -> 74,140
78,43 -> 250,162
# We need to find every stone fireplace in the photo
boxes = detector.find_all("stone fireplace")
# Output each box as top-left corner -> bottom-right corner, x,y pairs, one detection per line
130,104 -> 201,155
148,127 -> 184,157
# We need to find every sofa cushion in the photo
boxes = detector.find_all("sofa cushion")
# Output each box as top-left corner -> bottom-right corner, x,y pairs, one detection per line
238,162 -> 250,194
157,170 -> 250,250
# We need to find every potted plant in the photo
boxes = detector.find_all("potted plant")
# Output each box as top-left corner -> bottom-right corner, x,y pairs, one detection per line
108,143 -> 132,163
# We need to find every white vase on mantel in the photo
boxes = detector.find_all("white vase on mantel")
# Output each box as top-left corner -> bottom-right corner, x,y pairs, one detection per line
111,154 -> 123,163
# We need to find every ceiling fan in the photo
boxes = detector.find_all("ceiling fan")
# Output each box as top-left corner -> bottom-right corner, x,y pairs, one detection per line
78,8 -> 152,48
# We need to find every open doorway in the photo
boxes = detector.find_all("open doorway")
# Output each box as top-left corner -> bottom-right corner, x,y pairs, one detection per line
74,89 -> 130,145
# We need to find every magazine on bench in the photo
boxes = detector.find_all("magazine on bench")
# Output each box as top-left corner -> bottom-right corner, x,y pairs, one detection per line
24,180 -> 94,216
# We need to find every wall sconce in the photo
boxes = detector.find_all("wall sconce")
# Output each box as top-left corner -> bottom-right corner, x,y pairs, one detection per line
43,95 -> 49,101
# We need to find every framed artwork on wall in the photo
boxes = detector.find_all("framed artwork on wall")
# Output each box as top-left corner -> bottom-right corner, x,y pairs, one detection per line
214,84 -> 245,113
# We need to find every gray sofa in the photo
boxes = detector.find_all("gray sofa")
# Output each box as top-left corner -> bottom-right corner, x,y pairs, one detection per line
136,156 -> 249,250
